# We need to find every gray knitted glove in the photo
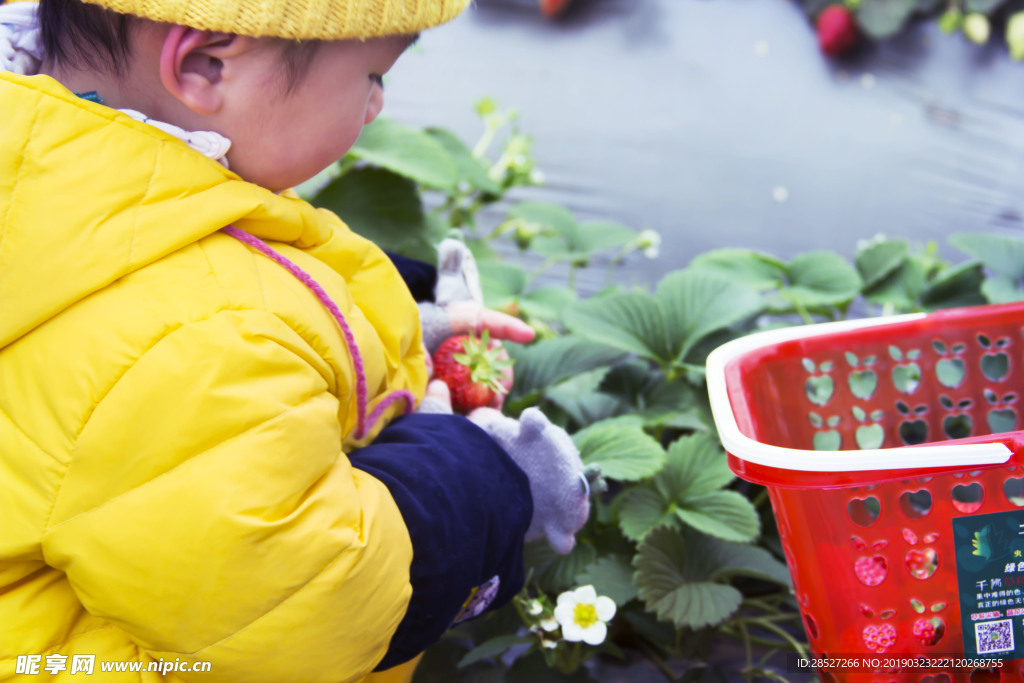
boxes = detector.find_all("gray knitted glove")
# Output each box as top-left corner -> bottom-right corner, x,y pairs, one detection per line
419,239 -> 484,354
469,407 -> 592,554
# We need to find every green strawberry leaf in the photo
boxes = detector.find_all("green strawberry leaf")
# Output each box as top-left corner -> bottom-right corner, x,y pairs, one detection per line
572,220 -> 638,256
507,201 -> 577,237
705,542 -> 794,588
863,254 -> 930,310
981,275 -> 1024,304
633,528 -> 744,629
597,359 -> 662,405
656,270 -> 766,361
563,270 -> 764,367
314,167 -> 428,258
505,337 -> 628,403
573,417 -> 666,481
857,238 -> 909,290
770,251 -> 863,311
617,434 -> 753,541
458,635 -> 534,669
920,260 -> 986,310
655,434 -> 735,501
634,528 -> 791,630
349,118 -> 458,190
675,491 -> 761,543
950,232 -> 1024,281
576,555 -> 639,606
525,538 -> 598,593
856,0 -> 917,39
479,262 -> 529,309
688,248 -> 788,290
545,368 -> 626,428
561,292 -> 669,361
598,361 -> 706,430
518,286 -> 578,321
425,127 -> 501,195
640,381 -> 709,431
618,486 -> 680,542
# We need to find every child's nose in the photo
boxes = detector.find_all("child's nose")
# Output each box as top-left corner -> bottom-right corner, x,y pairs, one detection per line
365,86 -> 384,125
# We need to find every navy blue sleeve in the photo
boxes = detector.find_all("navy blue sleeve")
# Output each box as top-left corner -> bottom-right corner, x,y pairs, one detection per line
348,413 -> 532,670
386,252 -> 437,303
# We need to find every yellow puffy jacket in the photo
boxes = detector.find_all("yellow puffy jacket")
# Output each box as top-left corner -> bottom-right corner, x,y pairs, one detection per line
0,71 -> 530,683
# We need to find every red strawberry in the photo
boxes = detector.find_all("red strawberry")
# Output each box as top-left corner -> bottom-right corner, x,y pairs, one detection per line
432,331 -> 514,415
816,5 -> 859,57
539,0 -> 572,18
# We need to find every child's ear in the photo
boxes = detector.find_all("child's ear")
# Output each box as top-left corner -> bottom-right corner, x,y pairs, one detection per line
159,26 -> 242,115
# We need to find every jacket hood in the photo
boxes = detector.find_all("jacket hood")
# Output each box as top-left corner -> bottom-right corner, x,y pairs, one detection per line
0,71 -> 343,348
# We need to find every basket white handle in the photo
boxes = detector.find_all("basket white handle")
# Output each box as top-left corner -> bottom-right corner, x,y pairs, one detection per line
706,315 -> 1014,473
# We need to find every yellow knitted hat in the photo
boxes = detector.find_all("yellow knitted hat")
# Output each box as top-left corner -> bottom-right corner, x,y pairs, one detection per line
76,0 -> 470,40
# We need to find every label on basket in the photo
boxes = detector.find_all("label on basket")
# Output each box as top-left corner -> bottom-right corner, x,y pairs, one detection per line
952,509 -> 1024,659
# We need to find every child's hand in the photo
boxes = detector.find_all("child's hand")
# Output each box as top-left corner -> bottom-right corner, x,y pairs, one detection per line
467,407 -> 591,554
442,301 -> 535,346
416,383 -> 593,553
416,379 -> 454,414
419,239 -> 535,354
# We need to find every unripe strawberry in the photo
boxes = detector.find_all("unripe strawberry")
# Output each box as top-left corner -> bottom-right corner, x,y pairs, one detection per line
817,5 -> 859,57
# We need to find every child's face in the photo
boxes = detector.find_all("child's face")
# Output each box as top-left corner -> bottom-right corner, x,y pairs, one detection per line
222,35 -> 413,191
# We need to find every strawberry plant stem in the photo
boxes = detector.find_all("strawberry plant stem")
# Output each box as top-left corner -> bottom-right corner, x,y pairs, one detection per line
739,621 -> 754,683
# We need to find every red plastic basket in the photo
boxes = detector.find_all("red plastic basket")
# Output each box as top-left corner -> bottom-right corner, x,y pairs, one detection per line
706,303 -> 1024,683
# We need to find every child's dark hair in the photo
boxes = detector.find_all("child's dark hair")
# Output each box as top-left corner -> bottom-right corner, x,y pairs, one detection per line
38,0 -> 320,91
39,0 -> 134,75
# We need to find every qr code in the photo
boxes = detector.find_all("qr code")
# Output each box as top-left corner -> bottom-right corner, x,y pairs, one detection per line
976,619 -> 1014,654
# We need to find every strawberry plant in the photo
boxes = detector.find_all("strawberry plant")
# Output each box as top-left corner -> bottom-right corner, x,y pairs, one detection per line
305,101 -> 1024,681
800,0 -> 1024,62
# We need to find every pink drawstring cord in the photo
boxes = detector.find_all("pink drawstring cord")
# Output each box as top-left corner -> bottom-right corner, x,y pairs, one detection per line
223,226 -> 415,440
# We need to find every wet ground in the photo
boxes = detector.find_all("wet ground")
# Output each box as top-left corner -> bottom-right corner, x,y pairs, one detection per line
385,0 -> 1024,296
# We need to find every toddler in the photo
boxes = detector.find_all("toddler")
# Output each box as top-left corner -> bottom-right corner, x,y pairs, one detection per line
0,1 -> 588,681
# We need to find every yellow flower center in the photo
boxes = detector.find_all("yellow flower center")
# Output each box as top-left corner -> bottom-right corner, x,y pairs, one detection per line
573,603 -> 599,629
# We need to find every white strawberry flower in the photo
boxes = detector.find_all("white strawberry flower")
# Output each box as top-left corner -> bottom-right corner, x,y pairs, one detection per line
553,585 -> 616,645
636,229 -> 661,259
540,616 -> 560,632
